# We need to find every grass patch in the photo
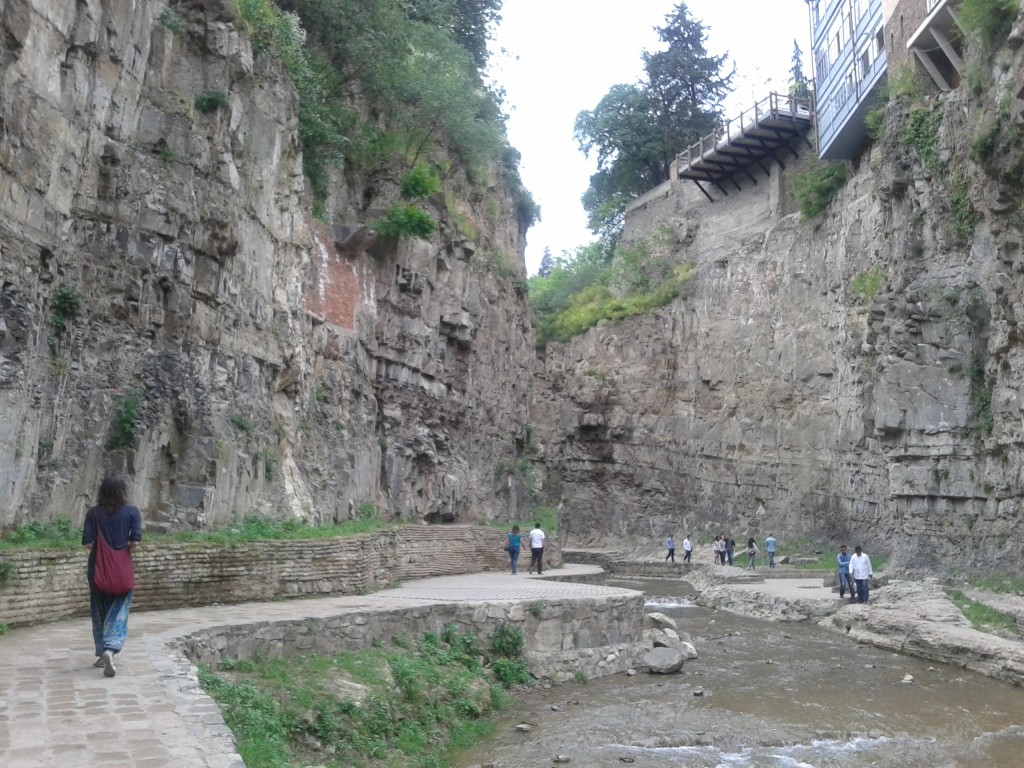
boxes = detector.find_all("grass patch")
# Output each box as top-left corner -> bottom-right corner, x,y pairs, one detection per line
850,266 -> 886,303
945,588 -> 1020,637
201,626 -> 519,767
949,170 -> 981,243
166,515 -> 390,544
375,204 -> 437,239
899,108 -> 944,176
959,0 -> 1018,49
195,91 -> 229,114
106,388 -> 145,451
971,575 -> 1024,594
50,283 -> 82,337
0,518 -> 78,550
792,161 -> 847,219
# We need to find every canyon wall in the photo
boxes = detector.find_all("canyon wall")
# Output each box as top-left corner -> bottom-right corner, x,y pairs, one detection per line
534,18 -> 1024,574
0,0 -> 534,531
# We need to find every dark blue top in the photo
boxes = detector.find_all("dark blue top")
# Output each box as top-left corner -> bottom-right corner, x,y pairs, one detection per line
83,504 -> 143,556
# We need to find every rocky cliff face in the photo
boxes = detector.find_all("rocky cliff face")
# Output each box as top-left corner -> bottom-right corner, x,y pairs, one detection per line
0,0 -> 534,530
534,17 -> 1024,574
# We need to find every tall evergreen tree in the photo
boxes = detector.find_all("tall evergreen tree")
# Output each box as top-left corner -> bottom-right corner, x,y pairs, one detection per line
789,39 -> 810,99
574,2 -> 733,239
537,246 -> 555,277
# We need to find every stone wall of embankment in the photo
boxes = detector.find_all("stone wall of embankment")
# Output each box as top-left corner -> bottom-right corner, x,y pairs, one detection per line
177,593 -> 646,683
0,525 -> 562,628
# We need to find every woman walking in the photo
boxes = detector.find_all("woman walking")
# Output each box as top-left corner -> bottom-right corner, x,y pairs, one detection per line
745,537 -> 759,570
505,525 -> 523,575
82,474 -> 142,677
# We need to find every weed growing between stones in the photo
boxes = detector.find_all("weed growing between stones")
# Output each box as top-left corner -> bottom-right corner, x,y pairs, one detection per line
0,622 -> 7,635
50,283 -> 81,336
200,625 -> 525,767
230,413 -> 254,433
194,91 -> 229,114
106,388 -> 144,451
0,559 -> 15,585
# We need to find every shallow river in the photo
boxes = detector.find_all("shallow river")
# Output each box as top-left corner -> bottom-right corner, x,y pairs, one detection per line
452,578 -> 1024,768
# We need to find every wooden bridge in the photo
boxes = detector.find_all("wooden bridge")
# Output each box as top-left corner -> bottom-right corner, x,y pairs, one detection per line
676,92 -> 815,201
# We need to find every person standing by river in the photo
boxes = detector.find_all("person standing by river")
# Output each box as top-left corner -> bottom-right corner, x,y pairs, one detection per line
850,545 -> 873,603
725,534 -> 735,566
764,534 -> 777,568
664,535 -> 675,563
527,522 -> 545,575
682,534 -> 693,563
837,544 -> 854,600
505,525 -> 523,575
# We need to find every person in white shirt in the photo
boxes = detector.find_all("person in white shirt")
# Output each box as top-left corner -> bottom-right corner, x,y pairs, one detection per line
682,534 -> 693,563
528,522 -> 546,575
849,545 -> 873,603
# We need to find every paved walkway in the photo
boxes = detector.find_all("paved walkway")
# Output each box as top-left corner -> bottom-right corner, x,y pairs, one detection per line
0,565 -> 630,768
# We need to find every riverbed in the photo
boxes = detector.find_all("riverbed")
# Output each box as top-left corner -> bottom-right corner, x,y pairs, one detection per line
453,577 -> 1024,767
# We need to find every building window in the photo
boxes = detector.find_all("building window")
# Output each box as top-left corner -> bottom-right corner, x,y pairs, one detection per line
861,48 -> 871,79
876,28 -> 885,56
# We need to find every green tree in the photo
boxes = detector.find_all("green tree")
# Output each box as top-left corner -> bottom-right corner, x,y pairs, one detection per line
789,39 -> 810,99
537,246 -> 555,277
574,2 -> 732,239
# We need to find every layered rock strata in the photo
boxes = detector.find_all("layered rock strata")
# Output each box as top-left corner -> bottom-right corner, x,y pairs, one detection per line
534,23 -> 1024,574
0,0 -> 534,530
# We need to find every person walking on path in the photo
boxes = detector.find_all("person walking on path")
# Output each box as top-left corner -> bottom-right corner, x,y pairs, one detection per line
664,535 -> 675,563
682,534 -> 693,563
837,544 -> 854,600
505,525 -> 523,575
745,537 -> 759,569
850,545 -> 873,603
725,534 -> 736,566
82,474 -> 142,678
713,535 -> 723,565
527,522 -> 546,575
764,534 -> 777,568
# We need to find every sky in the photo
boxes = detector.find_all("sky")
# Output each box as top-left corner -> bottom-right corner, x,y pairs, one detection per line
489,1 -> 813,275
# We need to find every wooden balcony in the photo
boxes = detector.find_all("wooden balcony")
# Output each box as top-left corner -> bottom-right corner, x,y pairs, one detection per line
676,92 -> 815,201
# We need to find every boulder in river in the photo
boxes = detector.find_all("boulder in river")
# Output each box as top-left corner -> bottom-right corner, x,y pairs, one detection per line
644,646 -> 685,674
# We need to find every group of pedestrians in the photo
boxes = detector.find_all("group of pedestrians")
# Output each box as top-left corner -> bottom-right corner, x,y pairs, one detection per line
706,533 -> 776,570
837,543 -> 873,603
504,522 -> 546,575
663,534 -> 693,563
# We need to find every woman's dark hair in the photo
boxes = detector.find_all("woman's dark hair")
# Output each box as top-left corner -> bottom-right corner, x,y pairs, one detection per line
512,525 -> 520,533
97,474 -> 129,515
747,537 -> 756,547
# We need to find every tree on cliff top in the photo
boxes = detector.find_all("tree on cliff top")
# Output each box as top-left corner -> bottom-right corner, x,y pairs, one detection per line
574,2 -> 733,239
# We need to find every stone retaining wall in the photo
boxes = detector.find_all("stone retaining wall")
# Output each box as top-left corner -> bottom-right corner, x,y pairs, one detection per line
177,592 -> 646,683
0,525 -> 562,628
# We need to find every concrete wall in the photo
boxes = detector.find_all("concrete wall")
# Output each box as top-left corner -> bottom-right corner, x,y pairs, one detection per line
0,525 -> 563,628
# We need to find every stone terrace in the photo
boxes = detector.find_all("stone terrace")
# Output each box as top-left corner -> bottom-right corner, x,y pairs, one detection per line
0,565 -> 643,768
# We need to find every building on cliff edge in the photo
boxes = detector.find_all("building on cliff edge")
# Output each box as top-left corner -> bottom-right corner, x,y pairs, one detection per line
807,0 -> 965,160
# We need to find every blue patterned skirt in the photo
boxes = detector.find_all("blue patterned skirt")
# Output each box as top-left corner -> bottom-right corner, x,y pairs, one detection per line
89,583 -> 134,656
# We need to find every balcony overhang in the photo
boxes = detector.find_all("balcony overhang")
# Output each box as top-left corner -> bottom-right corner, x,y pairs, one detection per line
907,0 -> 965,90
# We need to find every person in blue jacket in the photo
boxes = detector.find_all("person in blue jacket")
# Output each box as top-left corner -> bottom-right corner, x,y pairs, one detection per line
837,544 -> 854,600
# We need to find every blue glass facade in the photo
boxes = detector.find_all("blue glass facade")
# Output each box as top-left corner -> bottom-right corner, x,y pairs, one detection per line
808,0 -> 887,159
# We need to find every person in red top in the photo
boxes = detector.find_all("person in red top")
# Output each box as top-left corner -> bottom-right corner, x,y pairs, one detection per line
82,474 -> 142,677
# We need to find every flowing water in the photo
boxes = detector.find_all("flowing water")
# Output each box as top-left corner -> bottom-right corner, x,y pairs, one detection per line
453,578 -> 1024,768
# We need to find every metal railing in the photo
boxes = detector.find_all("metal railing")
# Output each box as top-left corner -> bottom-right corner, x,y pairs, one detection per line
678,92 -> 814,170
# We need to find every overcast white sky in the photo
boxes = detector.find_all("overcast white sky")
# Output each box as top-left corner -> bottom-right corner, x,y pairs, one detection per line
489,1 -> 812,275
